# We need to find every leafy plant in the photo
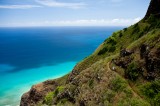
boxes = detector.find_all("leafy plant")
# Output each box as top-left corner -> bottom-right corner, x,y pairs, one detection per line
44,92 -> 54,106
108,46 -> 116,52
154,93 -> 160,106
125,62 -> 140,81
98,47 -> 108,55
110,76 -> 127,92
123,28 -> 127,32
107,37 -> 117,46
103,89 -> 116,103
54,86 -> 65,96
141,80 -> 160,99
44,86 -> 65,105
132,24 -> 140,35
141,80 -> 160,105
119,32 -> 123,37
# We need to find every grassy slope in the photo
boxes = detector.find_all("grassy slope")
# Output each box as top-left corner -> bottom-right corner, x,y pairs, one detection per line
39,15 -> 160,106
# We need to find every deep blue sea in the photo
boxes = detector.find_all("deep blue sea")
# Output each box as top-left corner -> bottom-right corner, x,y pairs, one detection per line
0,27 -> 123,106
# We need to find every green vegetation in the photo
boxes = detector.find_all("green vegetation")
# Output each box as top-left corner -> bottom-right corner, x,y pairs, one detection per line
154,93 -> 160,106
106,36 -> 117,46
110,76 -> 127,92
98,47 -> 108,55
98,45 -> 116,55
132,24 -> 140,35
98,34 -> 118,55
41,15 -> 160,105
44,86 -> 65,105
123,28 -> 127,32
44,92 -> 54,106
108,46 -> 116,52
147,14 -> 156,23
118,98 -> 150,106
125,62 -> 140,81
119,32 -> 123,37
54,86 -> 65,96
141,80 -> 160,105
103,89 -> 116,104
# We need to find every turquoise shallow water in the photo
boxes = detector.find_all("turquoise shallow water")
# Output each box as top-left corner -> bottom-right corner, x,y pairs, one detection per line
0,62 -> 76,106
0,27 -> 123,106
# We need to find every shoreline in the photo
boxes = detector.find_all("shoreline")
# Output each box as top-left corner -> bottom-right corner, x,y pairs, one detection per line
0,62 -> 77,106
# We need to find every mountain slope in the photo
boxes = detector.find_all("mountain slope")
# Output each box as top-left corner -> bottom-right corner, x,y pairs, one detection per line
20,0 -> 160,106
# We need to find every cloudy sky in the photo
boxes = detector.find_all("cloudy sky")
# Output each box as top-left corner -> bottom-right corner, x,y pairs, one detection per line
0,0 -> 150,27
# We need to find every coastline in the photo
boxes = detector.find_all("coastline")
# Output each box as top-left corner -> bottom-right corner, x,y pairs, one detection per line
0,62 -> 77,106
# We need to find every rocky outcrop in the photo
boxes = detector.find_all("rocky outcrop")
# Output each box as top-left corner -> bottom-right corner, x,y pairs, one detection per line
120,49 -> 133,57
145,0 -> 160,19
20,80 -> 58,106
144,48 -> 160,80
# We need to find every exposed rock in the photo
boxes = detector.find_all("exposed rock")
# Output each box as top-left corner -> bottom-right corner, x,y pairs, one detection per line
79,100 -> 85,106
140,44 -> 149,59
145,0 -> 160,19
144,48 -> 160,80
20,80 -> 58,106
57,89 -> 75,103
113,56 -> 133,68
120,49 -> 133,57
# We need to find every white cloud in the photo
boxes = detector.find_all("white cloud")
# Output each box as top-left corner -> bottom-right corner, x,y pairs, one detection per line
0,5 -> 41,9
35,0 -> 86,9
0,18 -> 142,27
52,18 -> 141,26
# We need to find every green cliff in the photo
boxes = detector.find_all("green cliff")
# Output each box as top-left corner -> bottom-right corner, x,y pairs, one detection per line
20,0 -> 160,106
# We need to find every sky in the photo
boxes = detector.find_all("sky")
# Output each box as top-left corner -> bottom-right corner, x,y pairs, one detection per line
0,0 -> 150,27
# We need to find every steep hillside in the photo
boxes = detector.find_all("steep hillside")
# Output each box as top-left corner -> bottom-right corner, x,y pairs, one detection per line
20,0 -> 160,106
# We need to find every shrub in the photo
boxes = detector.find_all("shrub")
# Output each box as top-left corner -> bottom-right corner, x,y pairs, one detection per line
141,80 -> 160,105
44,86 -> 65,105
57,98 -> 68,105
141,80 -> 160,99
119,32 -> 123,37
147,14 -> 156,23
118,98 -> 150,106
132,24 -> 140,35
154,93 -> 160,106
107,37 -> 117,46
108,46 -> 116,52
98,47 -> 108,55
130,98 -> 150,106
125,62 -> 140,81
156,21 -> 160,28
123,88 -> 133,98
123,28 -> 127,32
143,26 -> 150,32
54,86 -> 65,96
137,32 -> 144,39
44,92 -> 54,106
110,76 -> 127,92
103,89 -> 116,103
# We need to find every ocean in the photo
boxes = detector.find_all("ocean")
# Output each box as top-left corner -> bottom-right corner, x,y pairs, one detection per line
0,26 -> 123,106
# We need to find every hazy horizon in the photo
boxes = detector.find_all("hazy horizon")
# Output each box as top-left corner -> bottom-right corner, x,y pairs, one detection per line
0,0 -> 150,27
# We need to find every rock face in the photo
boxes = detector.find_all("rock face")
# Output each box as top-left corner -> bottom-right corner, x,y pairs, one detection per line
120,49 -> 133,57
20,80 -> 58,106
145,0 -> 160,18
